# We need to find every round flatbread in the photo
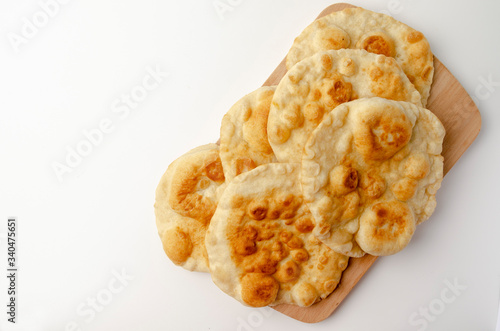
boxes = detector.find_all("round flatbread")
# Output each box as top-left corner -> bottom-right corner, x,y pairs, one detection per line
286,7 -> 433,105
155,144 -> 225,272
206,163 -> 349,307
220,86 -> 277,182
301,98 -> 445,257
268,49 -> 422,163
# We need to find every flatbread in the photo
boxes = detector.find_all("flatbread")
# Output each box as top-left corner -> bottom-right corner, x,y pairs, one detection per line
268,49 -> 422,163
206,163 -> 349,307
155,144 -> 225,272
286,7 -> 433,105
220,86 -> 277,181
301,98 -> 445,257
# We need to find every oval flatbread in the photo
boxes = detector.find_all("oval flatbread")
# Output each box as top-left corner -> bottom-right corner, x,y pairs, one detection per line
268,49 -> 422,163
220,86 -> 277,182
206,163 -> 349,307
286,7 -> 433,105
155,144 -> 225,272
301,98 -> 445,257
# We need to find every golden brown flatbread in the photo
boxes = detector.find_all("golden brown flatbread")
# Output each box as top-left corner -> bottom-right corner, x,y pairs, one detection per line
286,7 -> 433,105
301,98 -> 445,257
155,144 -> 225,272
206,163 -> 348,307
220,86 -> 277,181
268,49 -> 422,163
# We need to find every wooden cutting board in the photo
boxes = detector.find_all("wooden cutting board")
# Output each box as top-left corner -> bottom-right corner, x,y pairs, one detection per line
263,2 -> 482,323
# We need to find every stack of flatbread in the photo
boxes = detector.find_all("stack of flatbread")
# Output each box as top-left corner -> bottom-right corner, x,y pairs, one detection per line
155,7 -> 445,308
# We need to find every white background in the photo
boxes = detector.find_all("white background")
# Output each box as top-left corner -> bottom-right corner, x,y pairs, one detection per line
1,0 -> 499,330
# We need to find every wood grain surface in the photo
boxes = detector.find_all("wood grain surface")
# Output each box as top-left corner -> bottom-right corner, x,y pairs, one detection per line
264,2 -> 482,323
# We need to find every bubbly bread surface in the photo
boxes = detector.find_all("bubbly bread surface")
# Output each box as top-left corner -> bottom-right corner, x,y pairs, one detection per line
268,49 -> 422,163
301,98 -> 445,257
220,86 -> 277,182
206,163 -> 349,307
286,7 -> 433,105
155,144 -> 226,272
